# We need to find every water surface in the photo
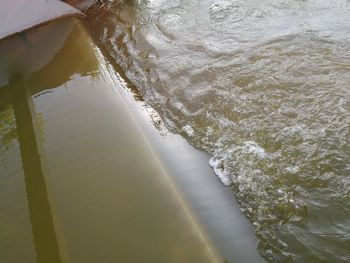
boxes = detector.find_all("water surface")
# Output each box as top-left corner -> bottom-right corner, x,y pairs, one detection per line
0,18 -> 221,263
86,1 -> 350,261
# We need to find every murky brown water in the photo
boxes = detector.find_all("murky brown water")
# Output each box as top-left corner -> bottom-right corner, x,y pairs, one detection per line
85,0 -> 350,262
0,18 -> 223,263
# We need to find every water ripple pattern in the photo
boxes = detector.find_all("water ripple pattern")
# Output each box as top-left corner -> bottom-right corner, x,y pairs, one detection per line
91,0 -> 350,261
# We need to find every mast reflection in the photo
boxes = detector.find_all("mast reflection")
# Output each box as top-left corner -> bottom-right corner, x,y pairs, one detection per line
12,76 -> 61,263
0,17 -> 98,262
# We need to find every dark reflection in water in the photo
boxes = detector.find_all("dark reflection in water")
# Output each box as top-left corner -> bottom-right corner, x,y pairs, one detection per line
11,77 -> 61,263
0,18 -> 97,263
1,17 -> 221,263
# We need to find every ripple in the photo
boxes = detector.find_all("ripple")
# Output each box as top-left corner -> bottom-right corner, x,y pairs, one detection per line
155,7 -> 193,40
91,0 -> 350,261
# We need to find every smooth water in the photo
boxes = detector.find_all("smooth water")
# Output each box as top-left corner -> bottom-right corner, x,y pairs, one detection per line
86,0 -> 350,261
0,19 -> 222,263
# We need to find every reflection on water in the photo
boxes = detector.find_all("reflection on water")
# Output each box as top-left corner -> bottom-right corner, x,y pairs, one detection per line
0,106 -> 16,152
0,17 -> 100,262
0,17 -> 221,263
12,77 -> 61,263
85,0 -> 350,261
0,18 -> 79,263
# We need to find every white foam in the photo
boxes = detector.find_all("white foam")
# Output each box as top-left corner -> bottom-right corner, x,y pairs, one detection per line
182,125 -> 194,136
242,141 -> 266,158
209,157 -> 232,186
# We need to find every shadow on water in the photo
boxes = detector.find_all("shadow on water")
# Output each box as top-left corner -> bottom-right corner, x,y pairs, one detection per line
1,12 -> 258,262
11,77 -> 61,263
0,18 -> 98,263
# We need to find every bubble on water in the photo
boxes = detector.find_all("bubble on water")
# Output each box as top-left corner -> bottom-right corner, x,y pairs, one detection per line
93,0 -> 350,261
182,124 -> 194,137
208,1 -> 245,27
209,156 -> 232,186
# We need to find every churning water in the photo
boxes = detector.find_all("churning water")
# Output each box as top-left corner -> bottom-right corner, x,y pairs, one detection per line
87,0 -> 350,261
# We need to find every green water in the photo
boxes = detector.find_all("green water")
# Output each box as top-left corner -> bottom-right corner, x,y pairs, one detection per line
0,18 -> 221,263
